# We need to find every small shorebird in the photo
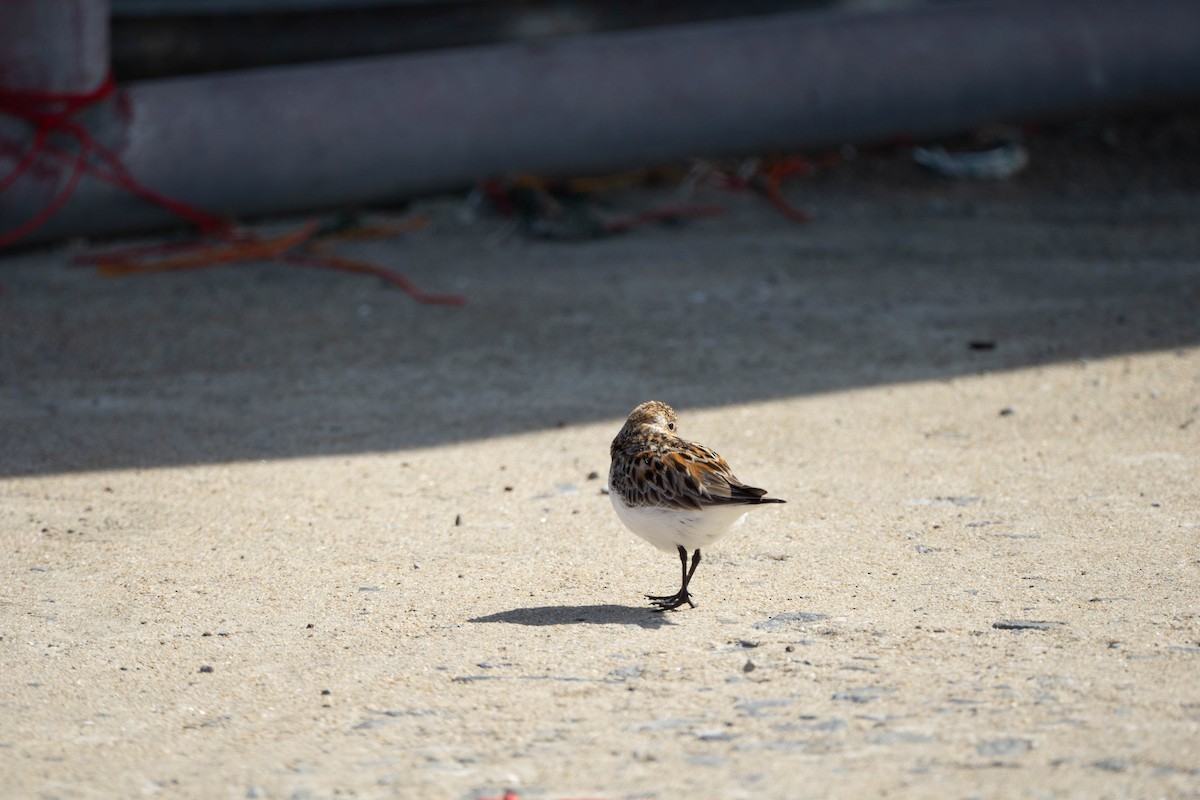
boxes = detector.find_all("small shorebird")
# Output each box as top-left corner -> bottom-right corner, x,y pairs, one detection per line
608,401 -> 785,611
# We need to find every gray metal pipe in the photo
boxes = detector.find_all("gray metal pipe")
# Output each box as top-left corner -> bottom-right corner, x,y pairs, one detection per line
3,0 -> 1200,245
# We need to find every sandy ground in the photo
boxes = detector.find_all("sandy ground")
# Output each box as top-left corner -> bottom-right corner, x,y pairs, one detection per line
2,122 -> 1200,798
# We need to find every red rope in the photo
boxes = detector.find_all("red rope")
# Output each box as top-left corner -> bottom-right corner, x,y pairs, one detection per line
283,248 -> 467,307
0,73 -> 464,305
0,72 -> 234,245
0,74 -> 115,246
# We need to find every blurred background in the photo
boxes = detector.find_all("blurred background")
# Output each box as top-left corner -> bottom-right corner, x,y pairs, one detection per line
3,0 -> 1199,244
108,0 -> 920,79
1,0 -> 1198,476
107,0 -> 930,80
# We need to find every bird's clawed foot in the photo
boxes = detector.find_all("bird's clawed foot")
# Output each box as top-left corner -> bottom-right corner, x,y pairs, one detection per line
645,590 -> 695,612
645,546 -> 701,611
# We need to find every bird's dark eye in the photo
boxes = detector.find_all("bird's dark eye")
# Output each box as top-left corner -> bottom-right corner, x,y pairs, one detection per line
667,422 -> 676,431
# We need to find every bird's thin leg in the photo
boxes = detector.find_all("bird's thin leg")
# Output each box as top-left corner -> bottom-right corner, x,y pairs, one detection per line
646,545 -> 697,611
682,549 -> 702,591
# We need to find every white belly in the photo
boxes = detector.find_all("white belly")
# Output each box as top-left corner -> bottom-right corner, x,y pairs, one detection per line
610,493 -> 749,553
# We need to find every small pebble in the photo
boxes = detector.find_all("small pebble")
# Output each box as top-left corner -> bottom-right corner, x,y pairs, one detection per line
199,665 -> 214,673
454,514 -> 463,526
743,660 -> 756,673
993,620 -> 1067,631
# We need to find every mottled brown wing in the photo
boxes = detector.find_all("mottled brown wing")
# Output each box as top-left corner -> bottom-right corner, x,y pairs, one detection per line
614,448 -> 692,510
660,443 -> 773,509
610,430 -> 784,510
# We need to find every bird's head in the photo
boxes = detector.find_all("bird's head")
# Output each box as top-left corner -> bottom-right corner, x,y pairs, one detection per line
621,400 -> 679,437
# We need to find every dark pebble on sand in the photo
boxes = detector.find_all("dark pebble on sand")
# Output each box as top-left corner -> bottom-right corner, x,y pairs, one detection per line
993,620 -> 1067,631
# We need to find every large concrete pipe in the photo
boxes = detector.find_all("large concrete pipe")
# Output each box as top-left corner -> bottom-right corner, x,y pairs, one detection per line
2,0 -> 1199,245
